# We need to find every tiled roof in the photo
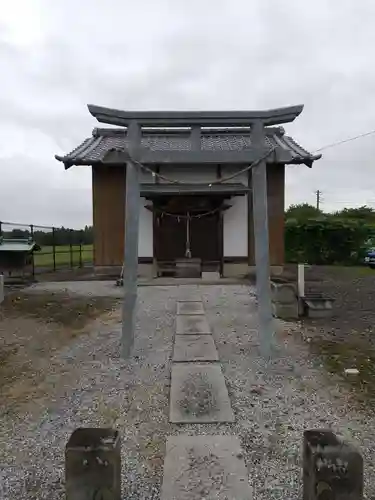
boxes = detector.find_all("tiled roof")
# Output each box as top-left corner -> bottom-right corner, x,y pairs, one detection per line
55,127 -> 320,168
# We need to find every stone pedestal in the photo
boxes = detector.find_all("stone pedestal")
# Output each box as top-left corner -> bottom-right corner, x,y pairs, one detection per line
175,258 -> 201,278
303,430 -> 363,500
65,428 -> 121,500
270,280 -> 299,319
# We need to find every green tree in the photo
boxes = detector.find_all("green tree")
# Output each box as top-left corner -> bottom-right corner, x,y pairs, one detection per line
285,203 -> 323,221
331,205 -> 375,222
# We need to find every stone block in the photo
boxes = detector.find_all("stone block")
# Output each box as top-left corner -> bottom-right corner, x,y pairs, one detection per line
65,428 -> 121,500
175,258 -> 201,278
303,296 -> 335,319
202,271 -> 221,280
303,429 -> 363,500
272,300 -> 299,320
270,281 -> 297,304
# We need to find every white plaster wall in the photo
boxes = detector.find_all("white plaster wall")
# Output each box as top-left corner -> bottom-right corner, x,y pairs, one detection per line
223,195 -> 248,257
159,165 -> 248,184
138,198 -> 153,257
159,165 -> 217,183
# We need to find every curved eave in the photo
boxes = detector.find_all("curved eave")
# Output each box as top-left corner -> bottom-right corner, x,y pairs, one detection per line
55,155 -> 95,169
289,153 -> 322,168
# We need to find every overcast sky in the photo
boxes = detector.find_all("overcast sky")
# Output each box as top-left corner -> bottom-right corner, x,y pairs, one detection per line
1,0 -> 375,228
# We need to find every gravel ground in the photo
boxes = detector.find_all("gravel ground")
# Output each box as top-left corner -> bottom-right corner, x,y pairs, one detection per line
1,283 -> 374,499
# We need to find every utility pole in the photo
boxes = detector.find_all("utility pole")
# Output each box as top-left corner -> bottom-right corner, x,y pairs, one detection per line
315,190 -> 322,210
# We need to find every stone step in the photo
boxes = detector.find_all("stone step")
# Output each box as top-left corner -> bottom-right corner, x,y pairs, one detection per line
169,363 -> 234,423
161,435 -> 252,500
173,335 -> 219,363
177,301 -> 205,315
176,315 -> 211,335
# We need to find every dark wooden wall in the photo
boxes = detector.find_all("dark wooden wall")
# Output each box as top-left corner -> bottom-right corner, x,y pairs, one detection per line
248,164 -> 285,266
92,165 -> 125,267
267,164 -> 285,266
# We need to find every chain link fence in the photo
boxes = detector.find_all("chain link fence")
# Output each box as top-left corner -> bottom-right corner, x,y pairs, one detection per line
0,220 -> 93,276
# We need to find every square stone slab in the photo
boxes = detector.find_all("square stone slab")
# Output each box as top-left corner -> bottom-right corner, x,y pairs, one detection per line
176,315 -> 211,335
173,335 -> 219,362
161,435 -> 252,500
169,363 -> 234,423
177,301 -> 205,315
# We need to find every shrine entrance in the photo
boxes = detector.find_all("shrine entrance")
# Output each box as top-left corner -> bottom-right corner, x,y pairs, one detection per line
148,195 -> 224,276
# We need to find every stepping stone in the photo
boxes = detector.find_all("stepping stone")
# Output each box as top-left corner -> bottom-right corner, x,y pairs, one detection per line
173,335 -> 219,362
177,301 -> 205,315
176,315 -> 211,335
169,363 -> 234,423
161,435 -> 252,500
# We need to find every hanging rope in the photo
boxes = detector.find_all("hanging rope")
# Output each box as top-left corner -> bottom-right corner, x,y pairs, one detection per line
154,205 -> 221,219
185,211 -> 191,258
128,145 -> 277,186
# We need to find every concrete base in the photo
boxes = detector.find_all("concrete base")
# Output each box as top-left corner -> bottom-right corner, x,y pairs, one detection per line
223,263 -> 284,278
223,262 -> 250,278
94,263 -> 156,279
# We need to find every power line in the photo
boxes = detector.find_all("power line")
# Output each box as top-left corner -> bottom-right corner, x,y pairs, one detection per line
313,129 -> 375,153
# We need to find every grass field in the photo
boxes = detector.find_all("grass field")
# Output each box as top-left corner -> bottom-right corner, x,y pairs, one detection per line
33,244 -> 93,269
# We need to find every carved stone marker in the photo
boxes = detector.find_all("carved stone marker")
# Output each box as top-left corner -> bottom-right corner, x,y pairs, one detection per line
65,428 -> 121,500
303,429 -> 363,500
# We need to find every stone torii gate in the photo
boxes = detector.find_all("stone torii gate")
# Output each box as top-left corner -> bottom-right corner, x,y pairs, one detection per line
86,104 -> 306,359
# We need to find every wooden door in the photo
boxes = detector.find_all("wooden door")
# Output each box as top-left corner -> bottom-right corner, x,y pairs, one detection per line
155,215 -> 186,261
190,213 -> 220,262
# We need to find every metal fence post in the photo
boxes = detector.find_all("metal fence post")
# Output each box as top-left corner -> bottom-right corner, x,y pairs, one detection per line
69,230 -> 74,269
0,221 -> 2,238
30,224 -> 35,278
52,227 -> 56,271
79,243 -> 83,268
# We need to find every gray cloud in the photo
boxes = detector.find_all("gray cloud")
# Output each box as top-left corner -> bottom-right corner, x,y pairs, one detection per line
1,0 -> 375,227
